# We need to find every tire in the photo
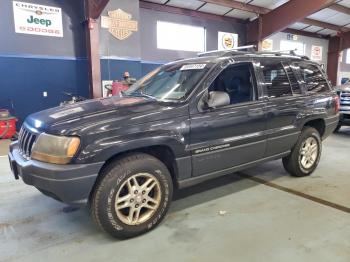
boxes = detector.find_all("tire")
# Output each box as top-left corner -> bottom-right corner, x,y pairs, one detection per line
90,153 -> 173,239
333,124 -> 342,133
282,127 -> 322,177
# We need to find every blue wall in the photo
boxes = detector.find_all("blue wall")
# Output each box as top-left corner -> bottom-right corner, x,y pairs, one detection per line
141,62 -> 162,75
100,58 -> 142,81
1,0 -> 248,126
100,58 -> 163,82
0,55 -> 88,124
0,0 -> 87,125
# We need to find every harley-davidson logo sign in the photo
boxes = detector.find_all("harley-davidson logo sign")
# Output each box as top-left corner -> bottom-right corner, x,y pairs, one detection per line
101,9 -> 138,40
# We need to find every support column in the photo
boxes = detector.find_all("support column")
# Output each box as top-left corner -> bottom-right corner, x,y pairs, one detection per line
246,19 -> 260,48
85,18 -> 102,98
327,37 -> 341,86
85,0 -> 110,98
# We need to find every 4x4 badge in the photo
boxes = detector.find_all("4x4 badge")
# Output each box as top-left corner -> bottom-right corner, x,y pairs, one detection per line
101,9 -> 138,40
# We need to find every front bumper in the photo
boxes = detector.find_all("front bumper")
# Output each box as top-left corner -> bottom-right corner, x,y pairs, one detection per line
8,142 -> 104,206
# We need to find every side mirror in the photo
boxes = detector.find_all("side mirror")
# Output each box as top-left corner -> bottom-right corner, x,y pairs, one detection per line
206,91 -> 230,108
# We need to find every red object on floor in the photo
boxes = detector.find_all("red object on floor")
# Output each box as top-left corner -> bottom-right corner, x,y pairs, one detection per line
0,117 -> 17,139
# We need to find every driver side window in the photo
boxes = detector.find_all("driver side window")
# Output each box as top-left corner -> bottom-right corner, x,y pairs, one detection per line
208,63 -> 256,105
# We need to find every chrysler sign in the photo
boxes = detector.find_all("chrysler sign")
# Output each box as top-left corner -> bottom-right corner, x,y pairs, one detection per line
13,1 -> 63,37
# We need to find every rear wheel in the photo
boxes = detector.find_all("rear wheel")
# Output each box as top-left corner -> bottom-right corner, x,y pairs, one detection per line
90,153 -> 173,239
282,127 -> 322,177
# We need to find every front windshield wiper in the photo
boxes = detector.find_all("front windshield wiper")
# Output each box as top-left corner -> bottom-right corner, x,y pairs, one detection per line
121,90 -> 157,100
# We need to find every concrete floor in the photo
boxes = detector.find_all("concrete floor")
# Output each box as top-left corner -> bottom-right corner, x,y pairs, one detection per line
0,139 -> 10,155
1,128 -> 350,262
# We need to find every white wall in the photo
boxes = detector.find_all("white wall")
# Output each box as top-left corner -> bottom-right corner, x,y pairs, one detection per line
263,32 -> 329,68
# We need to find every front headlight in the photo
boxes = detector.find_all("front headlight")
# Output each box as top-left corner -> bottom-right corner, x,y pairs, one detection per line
31,133 -> 80,164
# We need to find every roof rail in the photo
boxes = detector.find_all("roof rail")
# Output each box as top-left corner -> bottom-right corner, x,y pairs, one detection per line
255,49 -> 310,60
197,47 -> 310,60
197,45 -> 256,57
257,49 -> 297,55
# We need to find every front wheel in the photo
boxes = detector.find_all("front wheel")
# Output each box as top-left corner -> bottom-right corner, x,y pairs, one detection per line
90,153 -> 173,239
282,127 -> 322,177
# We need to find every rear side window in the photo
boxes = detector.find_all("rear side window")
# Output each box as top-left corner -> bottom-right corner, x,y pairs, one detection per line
260,61 -> 292,98
298,63 -> 330,93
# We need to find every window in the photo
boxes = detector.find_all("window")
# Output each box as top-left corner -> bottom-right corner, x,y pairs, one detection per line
346,49 -> 350,64
124,63 -> 211,101
261,61 -> 292,98
280,40 -> 305,56
298,62 -> 330,93
208,63 -> 255,104
157,21 -> 206,52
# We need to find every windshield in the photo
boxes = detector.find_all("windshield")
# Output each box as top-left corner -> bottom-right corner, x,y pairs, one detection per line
123,63 -> 210,101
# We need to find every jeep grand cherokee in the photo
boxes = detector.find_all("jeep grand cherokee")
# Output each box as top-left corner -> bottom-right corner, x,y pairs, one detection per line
9,49 -> 339,238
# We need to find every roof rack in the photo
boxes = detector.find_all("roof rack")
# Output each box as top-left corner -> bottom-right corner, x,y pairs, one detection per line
258,49 -> 294,54
198,46 -> 310,60
197,45 -> 256,57
256,49 -> 310,60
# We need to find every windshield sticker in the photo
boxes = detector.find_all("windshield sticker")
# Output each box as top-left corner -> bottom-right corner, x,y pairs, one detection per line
180,64 -> 206,71
49,107 -> 84,119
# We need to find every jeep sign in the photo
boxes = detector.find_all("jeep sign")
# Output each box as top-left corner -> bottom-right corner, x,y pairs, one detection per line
13,1 -> 63,37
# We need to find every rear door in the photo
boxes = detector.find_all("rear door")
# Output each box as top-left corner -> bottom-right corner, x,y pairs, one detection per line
295,61 -> 336,126
257,59 -> 305,157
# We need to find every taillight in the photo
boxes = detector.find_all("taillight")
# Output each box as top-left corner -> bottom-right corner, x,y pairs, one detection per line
334,96 -> 340,113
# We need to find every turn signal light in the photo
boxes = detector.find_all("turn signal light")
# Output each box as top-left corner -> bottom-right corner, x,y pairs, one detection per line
334,96 -> 340,113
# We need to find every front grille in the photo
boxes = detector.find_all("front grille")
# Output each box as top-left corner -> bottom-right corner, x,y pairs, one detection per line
18,126 -> 37,159
340,91 -> 350,108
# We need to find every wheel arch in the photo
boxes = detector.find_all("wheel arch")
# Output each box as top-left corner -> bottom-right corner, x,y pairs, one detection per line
100,144 -> 178,180
88,143 -> 181,205
303,118 -> 326,138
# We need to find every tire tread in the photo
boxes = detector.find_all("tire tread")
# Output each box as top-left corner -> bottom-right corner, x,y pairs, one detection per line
282,127 -> 321,177
90,153 -> 172,238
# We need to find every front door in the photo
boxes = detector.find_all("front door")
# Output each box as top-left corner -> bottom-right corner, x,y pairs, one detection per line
189,62 -> 267,177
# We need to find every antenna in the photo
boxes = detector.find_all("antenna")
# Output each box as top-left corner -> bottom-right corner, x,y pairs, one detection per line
198,45 -> 256,57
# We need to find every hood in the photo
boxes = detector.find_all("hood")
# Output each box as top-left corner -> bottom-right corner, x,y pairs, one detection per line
25,96 -> 186,135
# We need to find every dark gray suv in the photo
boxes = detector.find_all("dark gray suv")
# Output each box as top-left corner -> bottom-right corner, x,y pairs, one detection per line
9,50 -> 339,238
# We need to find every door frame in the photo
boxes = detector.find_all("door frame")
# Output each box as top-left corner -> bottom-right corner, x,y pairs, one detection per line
189,58 -> 265,115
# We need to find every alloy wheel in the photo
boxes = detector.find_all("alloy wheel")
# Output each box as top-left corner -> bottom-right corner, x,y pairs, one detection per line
299,137 -> 318,170
115,173 -> 161,226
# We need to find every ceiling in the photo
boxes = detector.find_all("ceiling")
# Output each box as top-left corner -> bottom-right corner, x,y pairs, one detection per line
144,0 -> 350,37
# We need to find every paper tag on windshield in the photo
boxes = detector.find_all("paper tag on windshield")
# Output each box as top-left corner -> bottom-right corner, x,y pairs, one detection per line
180,64 -> 206,71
